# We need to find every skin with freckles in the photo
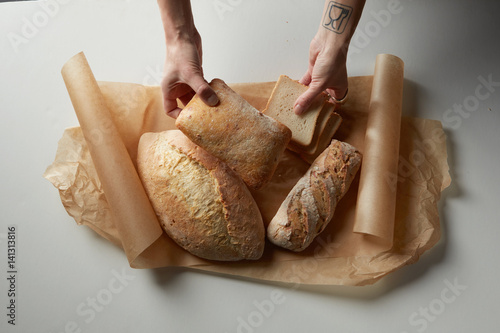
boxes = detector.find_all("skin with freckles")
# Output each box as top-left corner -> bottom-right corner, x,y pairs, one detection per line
157,0 -> 365,118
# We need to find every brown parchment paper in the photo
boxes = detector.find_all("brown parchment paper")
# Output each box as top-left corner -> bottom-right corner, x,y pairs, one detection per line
44,52 -> 451,286
353,54 -> 405,253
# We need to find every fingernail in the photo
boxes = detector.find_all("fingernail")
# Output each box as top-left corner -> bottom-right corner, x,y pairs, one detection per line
294,103 -> 304,115
207,94 -> 219,106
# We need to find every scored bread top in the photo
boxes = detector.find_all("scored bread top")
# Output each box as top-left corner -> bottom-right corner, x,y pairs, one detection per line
267,139 -> 362,251
137,130 -> 265,261
263,75 -> 329,147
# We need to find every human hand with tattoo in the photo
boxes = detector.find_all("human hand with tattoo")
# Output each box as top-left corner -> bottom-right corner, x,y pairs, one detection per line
157,0 -> 363,117
294,0 -> 366,115
157,0 -> 219,118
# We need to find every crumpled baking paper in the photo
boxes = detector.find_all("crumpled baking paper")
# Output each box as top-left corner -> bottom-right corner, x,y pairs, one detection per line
43,52 -> 451,285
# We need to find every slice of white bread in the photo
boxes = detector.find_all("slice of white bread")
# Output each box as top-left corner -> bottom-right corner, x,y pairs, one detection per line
289,101 -> 342,153
264,75 -> 342,162
295,110 -> 344,164
263,75 -> 328,147
305,107 -> 343,160
307,102 -> 341,153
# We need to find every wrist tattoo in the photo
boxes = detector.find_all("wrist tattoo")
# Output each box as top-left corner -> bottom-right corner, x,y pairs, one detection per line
322,1 -> 353,34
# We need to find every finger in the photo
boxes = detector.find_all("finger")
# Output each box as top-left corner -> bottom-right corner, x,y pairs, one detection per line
179,91 -> 195,107
293,83 -> 325,115
328,87 -> 348,102
163,98 -> 180,118
187,75 -> 219,107
299,71 -> 312,86
167,107 -> 182,119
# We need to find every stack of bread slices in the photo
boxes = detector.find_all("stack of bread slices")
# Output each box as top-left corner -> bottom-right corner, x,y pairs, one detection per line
263,75 -> 343,163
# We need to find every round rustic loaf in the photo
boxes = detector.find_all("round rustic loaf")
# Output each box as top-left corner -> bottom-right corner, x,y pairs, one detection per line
137,130 -> 265,261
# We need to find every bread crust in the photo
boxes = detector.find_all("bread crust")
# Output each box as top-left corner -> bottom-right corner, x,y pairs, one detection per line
267,139 -> 362,252
176,79 -> 292,190
137,130 -> 265,261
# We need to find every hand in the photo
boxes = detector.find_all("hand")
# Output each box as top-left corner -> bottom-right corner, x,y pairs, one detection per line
294,33 -> 349,115
161,30 -> 218,118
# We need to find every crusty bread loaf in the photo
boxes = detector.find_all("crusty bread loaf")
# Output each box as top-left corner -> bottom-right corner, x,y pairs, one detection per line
176,78 -> 292,190
263,75 -> 328,147
137,130 -> 265,261
267,139 -> 362,252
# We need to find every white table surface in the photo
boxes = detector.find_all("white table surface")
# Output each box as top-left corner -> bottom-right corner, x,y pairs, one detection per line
1,0 -> 499,332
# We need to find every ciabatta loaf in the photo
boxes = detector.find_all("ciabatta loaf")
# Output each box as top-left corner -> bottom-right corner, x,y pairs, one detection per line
176,79 -> 291,190
137,130 -> 265,261
267,139 -> 361,252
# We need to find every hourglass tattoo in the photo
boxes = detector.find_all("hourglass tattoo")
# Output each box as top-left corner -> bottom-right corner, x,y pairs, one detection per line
322,1 -> 353,34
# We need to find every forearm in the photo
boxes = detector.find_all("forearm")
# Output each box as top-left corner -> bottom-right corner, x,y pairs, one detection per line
157,0 -> 196,42
294,1 -> 365,114
317,0 -> 365,52
156,0 -> 217,117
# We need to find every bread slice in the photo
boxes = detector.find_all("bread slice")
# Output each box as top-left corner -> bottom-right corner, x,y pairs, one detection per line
263,75 -> 328,147
137,130 -> 265,261
311,103 -> 342,154
176,78 -> 292,190
290,102 -> 343,163
289,101 -> 342,154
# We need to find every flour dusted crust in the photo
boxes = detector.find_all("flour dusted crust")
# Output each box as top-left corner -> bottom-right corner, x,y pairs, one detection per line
137,130 -> 265,261
175,79 -> 292,190
267,139 -> 362,252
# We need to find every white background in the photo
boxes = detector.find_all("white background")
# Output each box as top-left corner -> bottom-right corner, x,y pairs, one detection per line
1,0 -> 499,332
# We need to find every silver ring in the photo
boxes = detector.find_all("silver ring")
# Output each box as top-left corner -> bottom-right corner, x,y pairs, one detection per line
330,89 -> 348,105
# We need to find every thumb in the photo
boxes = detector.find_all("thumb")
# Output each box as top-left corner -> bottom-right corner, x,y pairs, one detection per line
299,70 -> 312,86
188,75 -> 219,107
294,83 -> 324,115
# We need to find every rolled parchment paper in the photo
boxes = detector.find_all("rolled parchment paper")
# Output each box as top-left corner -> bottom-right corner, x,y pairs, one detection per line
60,52 -> 165,267
353,54 -> 404,251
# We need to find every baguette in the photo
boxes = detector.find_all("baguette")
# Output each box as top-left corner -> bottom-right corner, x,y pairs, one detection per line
176,78 -> 292,190
267,139 -> 362,252
137,130 -> 265,261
